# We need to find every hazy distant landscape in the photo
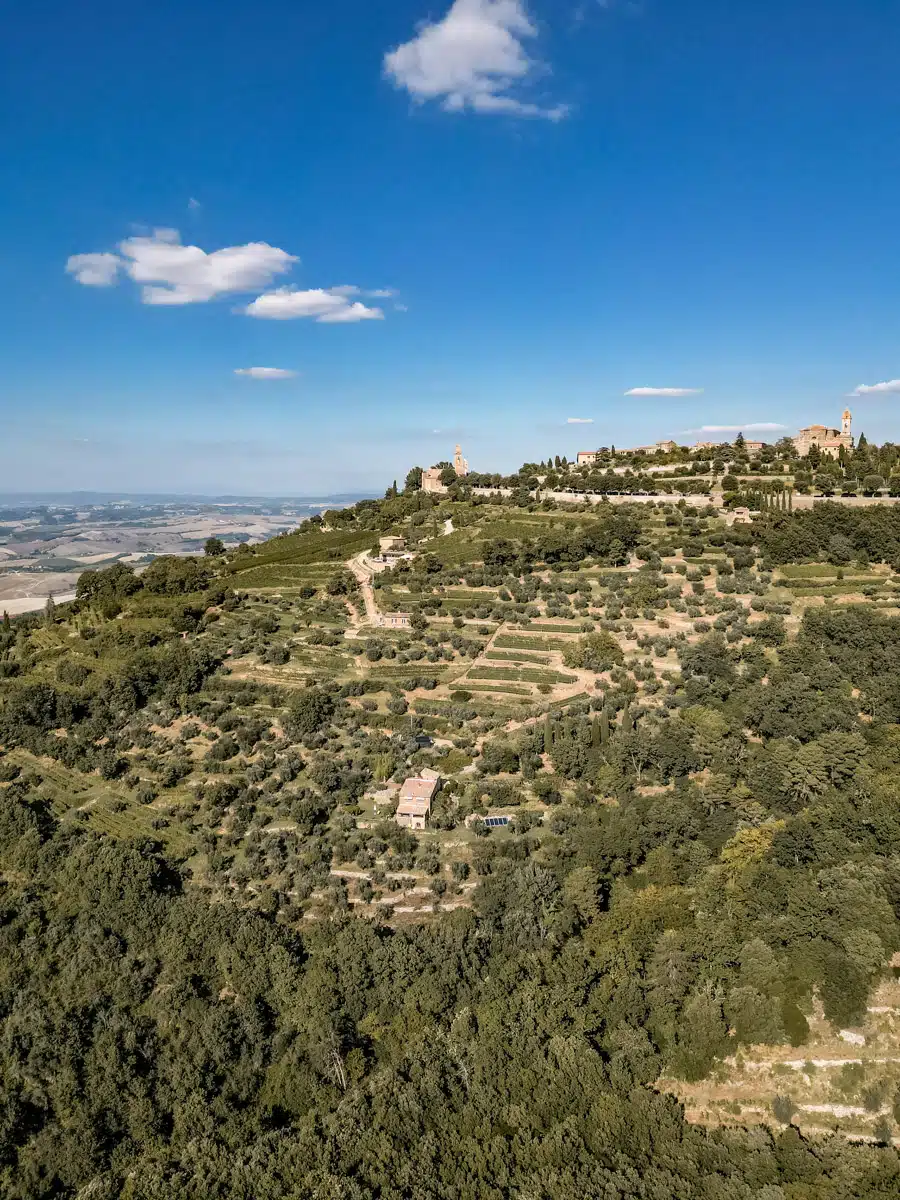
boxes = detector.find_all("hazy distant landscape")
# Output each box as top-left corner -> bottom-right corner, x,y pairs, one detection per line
0,492 -> 372,613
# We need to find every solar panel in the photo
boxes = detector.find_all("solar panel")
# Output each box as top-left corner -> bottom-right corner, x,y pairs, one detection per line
484,816 -> 510,828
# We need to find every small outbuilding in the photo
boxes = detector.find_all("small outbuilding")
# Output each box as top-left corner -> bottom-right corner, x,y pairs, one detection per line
380,612 -> 412,629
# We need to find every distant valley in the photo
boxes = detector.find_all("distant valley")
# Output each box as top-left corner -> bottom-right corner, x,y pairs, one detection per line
0,492 -> 372,613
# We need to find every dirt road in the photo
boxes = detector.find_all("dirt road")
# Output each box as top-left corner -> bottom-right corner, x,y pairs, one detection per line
347,553 -> 381,627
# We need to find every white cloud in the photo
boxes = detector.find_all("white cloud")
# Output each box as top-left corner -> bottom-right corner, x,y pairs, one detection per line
244,288 -> 384,322
234,367 -> 298,380
394,302 -> 409,312
849,379 -> 900,396
67,229 -> 296,304
65,252 -> 121,286
188,197 -> 201,210
319,301 -> 385,324
384,0 -> 568,121
121,230 -> 297,305
688,423 -> 786,434
67,229 -> 385,326
567,417 -> 594,424
625,387 -> 704,397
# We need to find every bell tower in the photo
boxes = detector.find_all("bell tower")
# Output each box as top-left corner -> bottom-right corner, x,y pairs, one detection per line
842,408 -> 852,439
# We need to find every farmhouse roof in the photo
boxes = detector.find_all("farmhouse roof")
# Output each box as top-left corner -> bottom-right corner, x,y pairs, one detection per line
399,776 -> 439,802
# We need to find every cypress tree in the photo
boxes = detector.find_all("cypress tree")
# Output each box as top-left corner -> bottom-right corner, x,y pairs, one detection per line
600,707 -> 610,747
543,714 -> 553,755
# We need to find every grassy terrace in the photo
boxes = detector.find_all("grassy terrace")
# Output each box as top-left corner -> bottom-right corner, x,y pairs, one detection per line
484,650 -> 555,664
494,634 -> 579,651
467,666 -> 577,684
460,681 -> 534,696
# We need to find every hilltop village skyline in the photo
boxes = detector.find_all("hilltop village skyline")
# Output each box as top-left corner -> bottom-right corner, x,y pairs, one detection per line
576,408 -> 856,463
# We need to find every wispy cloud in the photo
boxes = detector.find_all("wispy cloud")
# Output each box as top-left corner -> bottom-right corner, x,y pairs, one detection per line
188,197 -> 201,211
65,252 -> 121,286
244,289 -> 384,322
849,379 -> 900,396
384,0 -> 568,121
318,301 -> 385,324
234,367 -> 298,380
684,423 -> 787,434
625,387 -> 704,397
567,417 -> 594,424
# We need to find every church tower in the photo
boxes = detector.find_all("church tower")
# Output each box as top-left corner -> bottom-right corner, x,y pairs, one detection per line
453,444 -> 469,477
842,409 -> 852,439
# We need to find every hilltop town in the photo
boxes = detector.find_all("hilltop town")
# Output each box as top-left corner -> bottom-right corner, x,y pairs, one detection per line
576,408 -> 855,463
418,410 -> 899,512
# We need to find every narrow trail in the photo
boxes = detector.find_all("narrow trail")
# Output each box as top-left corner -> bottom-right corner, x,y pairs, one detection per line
347,553 -> 381,628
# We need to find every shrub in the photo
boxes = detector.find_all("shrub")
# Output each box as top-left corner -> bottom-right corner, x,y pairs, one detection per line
563,631 -> 624,673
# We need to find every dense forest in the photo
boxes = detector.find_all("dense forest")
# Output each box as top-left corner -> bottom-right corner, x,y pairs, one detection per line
3,479 -> 900,1196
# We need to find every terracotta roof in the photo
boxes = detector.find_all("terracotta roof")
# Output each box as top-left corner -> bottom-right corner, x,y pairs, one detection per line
397,796 -> 431,817
400,777 -> 439,802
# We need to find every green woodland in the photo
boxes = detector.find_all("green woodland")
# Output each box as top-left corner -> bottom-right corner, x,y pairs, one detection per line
4,467 -> 900,1197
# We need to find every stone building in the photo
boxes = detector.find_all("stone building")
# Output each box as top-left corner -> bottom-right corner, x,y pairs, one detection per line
619,440 -> 679,456
395,776 -> 440,830
421,444 -> 470,494
794,410 -> 853,459
373,536 -> 411,565
421,467 -> 444,494
379,612 -> 411,629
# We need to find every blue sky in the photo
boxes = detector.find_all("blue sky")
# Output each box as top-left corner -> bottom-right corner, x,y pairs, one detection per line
2,0 -> 900,494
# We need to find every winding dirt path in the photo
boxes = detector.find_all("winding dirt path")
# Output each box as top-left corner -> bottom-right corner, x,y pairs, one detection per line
347,553 -> 381,628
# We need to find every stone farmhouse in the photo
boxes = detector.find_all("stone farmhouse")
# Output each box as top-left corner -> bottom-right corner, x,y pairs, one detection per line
379,613 -> 411,629
372,536 -> 411,565
395,776 -> 440,830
